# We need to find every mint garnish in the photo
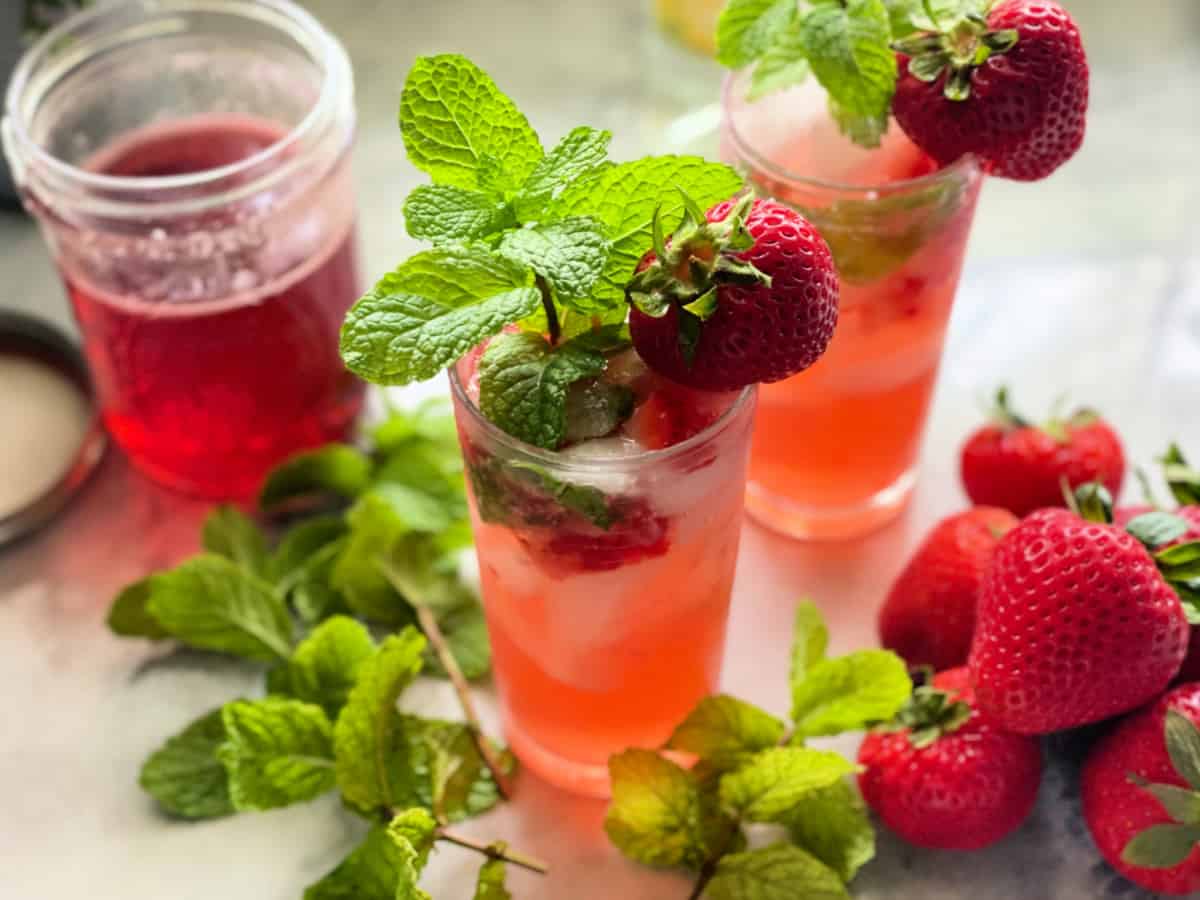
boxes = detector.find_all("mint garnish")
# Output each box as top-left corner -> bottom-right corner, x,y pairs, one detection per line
607,600 -> 908,898
341,54 -> 741,455
202,505 -> 270,576
138,707 -> 234,820
266,615 -> 376,719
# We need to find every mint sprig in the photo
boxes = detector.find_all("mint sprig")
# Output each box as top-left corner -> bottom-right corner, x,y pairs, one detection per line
342,53 -> 741,452
606,600 -> 908,898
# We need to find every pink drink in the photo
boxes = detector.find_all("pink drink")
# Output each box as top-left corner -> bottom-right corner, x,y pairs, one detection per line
64,116 -> 362,499
452,350 -> 756,797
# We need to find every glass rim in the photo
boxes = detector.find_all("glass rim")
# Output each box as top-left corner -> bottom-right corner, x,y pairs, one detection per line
721,71 -> 981,197
2,0 -> 353,201
448,357 -> 757,472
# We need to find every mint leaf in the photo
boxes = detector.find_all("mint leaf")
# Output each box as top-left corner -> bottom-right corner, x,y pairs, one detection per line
791,650 -> 912,737
340,248 -> 540,386
514,126 -> 612,218
707,843 -> 850,900
389,807 -> 439,869
511,461 -> 614,529
828,99 -> 889,149
138,708 -> 234,820
333,628 -> 427,815
404,184 -> 512,245
665,695 -> 786,773
398,54 -> 543,192
270,515 -> 349,590
716,0 -> 799,68
474,858 -> 511,900
304,822 -> 428,900
202,505 -> 269,576
331,492 -> 425,626
404,715 -> 511,821
267,616 -> 376,719
498,217 -> 609,308
107,578 -> 169,639
719,747 -> 854,822
605,749 -> 708,870
799,0 -> 896,138
784,779 -> 875,882
147,555 -> 293,663
372,483 -> 455,534
478,330 -> 607,450
259,444 -> 371,510
434,602 -> 491,681
790,600 -> 829,684
551,156 -> 744,308
748,22 -> 811,101
217,697 -> 336,811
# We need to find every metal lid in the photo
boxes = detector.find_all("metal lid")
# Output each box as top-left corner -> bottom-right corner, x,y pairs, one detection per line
0,311 -> 106,546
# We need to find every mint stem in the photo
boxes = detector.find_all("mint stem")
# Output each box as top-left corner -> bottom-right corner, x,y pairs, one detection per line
412,603 -> 513,800
436,827 -> 549,874
537,275 -> 560,346
687,864 -> 716,900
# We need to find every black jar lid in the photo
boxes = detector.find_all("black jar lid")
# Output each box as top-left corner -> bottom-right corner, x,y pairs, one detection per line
0,311 -> 106,546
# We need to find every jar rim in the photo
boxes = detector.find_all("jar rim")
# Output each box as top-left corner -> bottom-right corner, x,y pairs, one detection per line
2,0 -> 353,208
721,70 -> 981,197
448,357 -> 757,473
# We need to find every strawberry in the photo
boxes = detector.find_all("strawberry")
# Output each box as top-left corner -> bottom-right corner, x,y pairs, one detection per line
891,0 -> 1089,181
960,387 -> 1125,517
879,506 -> 1019,671
626,193 -> 838,391
968,484 -> 1199,734
1082,684 -> 1200,895
857,667 -> 1042,850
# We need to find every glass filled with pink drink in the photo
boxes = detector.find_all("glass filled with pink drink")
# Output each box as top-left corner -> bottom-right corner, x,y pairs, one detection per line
452,347 -> 756,797
3,0 -> 363,499
722,73 -> 983,540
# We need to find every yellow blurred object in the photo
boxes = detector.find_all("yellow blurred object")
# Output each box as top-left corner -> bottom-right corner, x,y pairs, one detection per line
655,0 -> 725,57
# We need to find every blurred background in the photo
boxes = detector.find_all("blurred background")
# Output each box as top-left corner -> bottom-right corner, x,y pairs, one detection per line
3,0 -> 1199,337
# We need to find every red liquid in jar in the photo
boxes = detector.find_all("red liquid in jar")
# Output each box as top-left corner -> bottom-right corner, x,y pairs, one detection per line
63,115 -> 363,499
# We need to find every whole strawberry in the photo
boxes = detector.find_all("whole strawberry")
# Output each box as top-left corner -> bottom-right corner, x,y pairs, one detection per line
891,0 -> 1089,181
626,193 -> 839,391
879,506 -> 1019,671
969,485 -> 1198,734
1082,684 -> 1200,895
858,667 -> 1042,850
960,387 -> 1125,517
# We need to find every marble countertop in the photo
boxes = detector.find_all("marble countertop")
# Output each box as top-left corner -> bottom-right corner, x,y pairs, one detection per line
3,1 -> 1200,898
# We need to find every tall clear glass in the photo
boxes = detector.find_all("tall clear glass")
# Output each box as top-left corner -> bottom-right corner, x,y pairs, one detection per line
722,72 -> 983,540
3,0 -> 363,500
451,354 -> 756,798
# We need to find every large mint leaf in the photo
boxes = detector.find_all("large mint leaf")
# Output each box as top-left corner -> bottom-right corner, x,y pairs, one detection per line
550,156 -> 744,307
718,747 -> 854,822
829,98 -> 889,149
331,492 -> 419,626
514,126 -> 612,218
791,650 -> 912,737
706,844 -> 850,900
304,822 -> 429,900
139,708 -> 234,820
333,628 -> 427,815
107,578 -> 169,639
716,0 -> 799,68
748,21 -> 811,101
478,330 -> 607,450
799,0 -> 895,126
340,247 -> 540,386
146,555 -> 293,662
267,616 -> 377,719
666,695 -> 786,773
217,698 -> 336,811
402,715 -> 512,822
785,779 -> 875,883
497,217 -> 609,309
605,749 -> 708,870
398,54 -> 542,192
201,506 -> 269,576
259,444 -> 372,510
404,184 -> 512,245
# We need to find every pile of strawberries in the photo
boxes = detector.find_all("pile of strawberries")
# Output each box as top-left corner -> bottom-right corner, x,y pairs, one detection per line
861,391 -> 1200,895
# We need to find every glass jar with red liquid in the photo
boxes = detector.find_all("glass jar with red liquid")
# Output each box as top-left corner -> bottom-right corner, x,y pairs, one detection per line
3,0 -> 363,499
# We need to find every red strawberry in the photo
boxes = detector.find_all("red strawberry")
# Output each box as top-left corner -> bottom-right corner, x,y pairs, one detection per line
960,387 -> 1125,517
968,485 -> 1198,734
627,193 -> 838,391
879,506 -> 1019,671
857,667 -> 1042,850
1082,684 -> 1200,895
537,496 -> 671,576
891,0 -> 1089,181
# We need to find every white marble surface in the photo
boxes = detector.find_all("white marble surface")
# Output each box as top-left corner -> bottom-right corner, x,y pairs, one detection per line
3,1 -> 1200,898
